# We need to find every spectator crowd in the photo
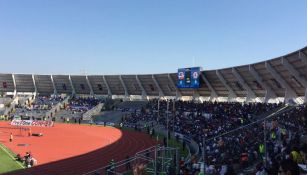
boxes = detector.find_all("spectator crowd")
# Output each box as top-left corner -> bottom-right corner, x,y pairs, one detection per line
32,96 -> 63,110
65,97 -> 103,112
121,99 -> 307,175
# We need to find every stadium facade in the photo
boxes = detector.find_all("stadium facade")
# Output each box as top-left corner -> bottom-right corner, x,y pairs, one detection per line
1,46 -> 307,104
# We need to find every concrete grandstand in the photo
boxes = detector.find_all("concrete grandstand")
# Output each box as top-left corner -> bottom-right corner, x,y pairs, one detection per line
0,47 -> 306,175
0,46 -> 306,103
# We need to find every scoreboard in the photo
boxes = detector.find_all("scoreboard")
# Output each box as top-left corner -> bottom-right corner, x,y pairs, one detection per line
177,67 -> 201,88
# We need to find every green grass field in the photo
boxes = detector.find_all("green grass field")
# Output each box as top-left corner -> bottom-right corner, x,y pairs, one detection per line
0,144 -> 24,174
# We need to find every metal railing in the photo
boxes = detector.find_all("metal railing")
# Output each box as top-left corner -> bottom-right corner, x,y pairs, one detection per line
82,146 -> 179,175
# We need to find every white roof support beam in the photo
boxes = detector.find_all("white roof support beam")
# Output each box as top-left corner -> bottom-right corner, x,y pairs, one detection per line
85,75 -> 94,96
281,57 -> 307,87
249,65 -> 277,103
119,75 -> 129,99
265,61 -> 297,103
216,70 -> 237,101
167,74 -> 182,99
11,74 -> 17,97
136,75 -> 147,99
232,68 -> 256,102
192,89 -> 201,102
50,75 -> 57,95
32,74 -> 38,95
281,57 -> 307,103
299,51 -> 307,65
102,75 -> 112,97
200,73 -> 218,100
299,51 -> 307,103
68,75 -> 76,96
152,74 -> 164,98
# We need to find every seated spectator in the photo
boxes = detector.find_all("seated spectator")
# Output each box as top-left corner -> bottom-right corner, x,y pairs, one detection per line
290,146 -> 303,164
120,99 -> 307,174
16,154 -> 23,162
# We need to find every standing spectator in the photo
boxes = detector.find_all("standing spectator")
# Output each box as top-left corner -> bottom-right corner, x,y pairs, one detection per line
108,159 -> 115,175
28,128 -> 32,137
9,133 -> 13,142
149,128 -> 153,138
290,146 -> 303,164
133,164 -> 146,175
126,155 -> 131,170
163,137 -> 167,146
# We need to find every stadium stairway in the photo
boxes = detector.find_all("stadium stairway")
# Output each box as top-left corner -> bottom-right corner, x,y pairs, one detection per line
2,97 -> 14,116
82,103 -> 104,121
6,95 -> 33,117
45,96 -> 70,120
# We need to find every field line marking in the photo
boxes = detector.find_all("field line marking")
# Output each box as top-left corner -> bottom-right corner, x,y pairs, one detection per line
0,143 -> 25,168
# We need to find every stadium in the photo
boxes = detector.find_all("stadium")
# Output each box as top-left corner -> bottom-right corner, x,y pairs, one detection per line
0,46 -> 306,175
1,1 -> 307,175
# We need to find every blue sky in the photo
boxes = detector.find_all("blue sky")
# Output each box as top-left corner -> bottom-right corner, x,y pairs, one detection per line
0,0 -> 306,75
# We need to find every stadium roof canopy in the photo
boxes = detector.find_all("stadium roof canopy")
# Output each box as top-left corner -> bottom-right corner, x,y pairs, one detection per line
1,46 -> 307,103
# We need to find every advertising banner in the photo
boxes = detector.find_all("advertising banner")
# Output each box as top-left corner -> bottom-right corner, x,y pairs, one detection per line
11,119 -> 54,127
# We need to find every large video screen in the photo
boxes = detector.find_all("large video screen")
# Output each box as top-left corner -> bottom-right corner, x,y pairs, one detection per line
177,67 -> 201,88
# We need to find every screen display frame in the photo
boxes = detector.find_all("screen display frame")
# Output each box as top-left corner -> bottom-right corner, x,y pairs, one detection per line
177,67 -> 201,89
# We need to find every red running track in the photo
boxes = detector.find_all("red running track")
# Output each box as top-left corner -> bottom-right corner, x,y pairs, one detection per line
0,122 -> 158,175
